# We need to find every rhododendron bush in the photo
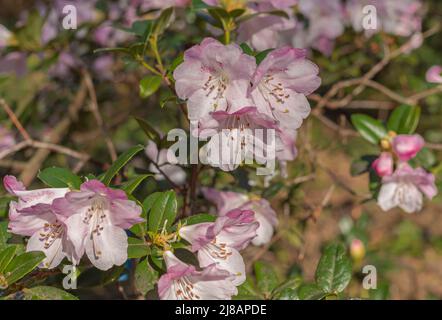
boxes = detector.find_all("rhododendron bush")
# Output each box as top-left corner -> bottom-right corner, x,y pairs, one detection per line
0,0 -> 441,301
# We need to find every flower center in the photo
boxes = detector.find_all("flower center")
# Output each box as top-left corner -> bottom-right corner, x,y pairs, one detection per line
83,196 -> 109,259
203,72 -> 229,111
259,74 -> 290,110
206,238 -> 232,260
39,222 -> 64,249
175,276 -> 200,300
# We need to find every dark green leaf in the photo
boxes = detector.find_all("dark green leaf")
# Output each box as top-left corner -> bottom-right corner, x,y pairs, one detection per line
4,251 -> 45,286
38,167 -> 82,189
254,261 -> 279,296
0,246 -> 16,273
315,243 -> 352,294
127,237 -> 150,259
135,117 -> 162,144
135,258 -> 158,295
387,104 -> 421,134
139,75 -> 162,99
180,213 -> 216,226
121,174 -> 152,195
22,286 -> 78,300
298,283 -> 326,300
148,190 -> 177,233
101,145 -> 144,185
152,7 -> 174,36
255,49 -> 273,65
0,221 -> 11,251
351,114 -> 387,144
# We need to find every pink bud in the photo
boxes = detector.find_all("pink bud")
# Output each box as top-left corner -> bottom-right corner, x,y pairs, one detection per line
426,65 -> 442,84
392,134 -> 424,161
350,239 -> 365,261
372,152 -> 393,177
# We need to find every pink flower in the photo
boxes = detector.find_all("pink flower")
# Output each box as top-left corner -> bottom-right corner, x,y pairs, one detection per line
145,141 -> 187,185
173,38 -> 255,123
200,107 -> 282,172
158,251 -> 237,300
392,134 -> 424,162
237,14 -> 296,51
202,188 -> 278,246
426,65 -> 442,84
298,0 -> 345,55
3,176 -> 74,268
346,0 -> 422,37
372,152 -> 393,177
53,180 -> 143,271
378,163 -> 437,213
249,47 -> 321,130
179,209 -> 258,285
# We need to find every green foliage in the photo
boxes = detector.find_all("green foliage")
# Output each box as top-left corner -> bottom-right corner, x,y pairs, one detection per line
101,145 -> 145,185
139,76 -> 162,99
387,104 -> 421,134
37,167 -> 82,189
148,190 -> 177,233
351,114 -> 388,145
135,258 -> 159,296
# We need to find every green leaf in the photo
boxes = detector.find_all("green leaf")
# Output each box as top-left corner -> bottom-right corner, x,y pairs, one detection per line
121,174 -> 151,195
0,246 -> 16,273
351,114 -> 387,145
0,221 -> 11,251
229,9 -> 245,18
315,243 -> 352,294
135,117 -> 162,144
101,145 -> 144,185
139,75 -> 162,99
38,167 -> 82,189
127,237 -> 150,259
148,190 -> 177,233
271,277 -> 301,300
262,182 -> 284,198
240,43 -> 254,56
180,213 -> 216,226
254,261 -> 279,296
410,147 -> 436,170
234,278 -> 263,300
152,7 -> 174,36
350,155 -> 377,176
4,251 -> 45,286
130,192 -> 163,237
298,283 -> 327,300
387,104 -> 421,134
135,258 -> 159,295
22,286 -> 78,300
255,49 -> 273,65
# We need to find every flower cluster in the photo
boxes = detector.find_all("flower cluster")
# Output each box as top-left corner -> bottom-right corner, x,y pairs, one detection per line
372,134 -> 437,213
173,37 -> 321,171
159,208 -> 258,299
3,176 -> 143,270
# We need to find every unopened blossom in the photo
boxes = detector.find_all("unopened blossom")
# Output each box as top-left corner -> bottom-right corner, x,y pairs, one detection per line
179,209 -> 258,285
346,0 -> 422,37
158,251 -> 237,300
3,176 -> 74,268
202,188 -> 278,246
173,38 -> 255,123
200,107 -> 282,172
377,163 -> 437,213
392,134 -> 424,162
53,180 -> 143,271
372,152 -> 393,177
298,0 -> 345,55
145,141 -> 187,185
426,65 -> 442,84
249,47 -> 321,130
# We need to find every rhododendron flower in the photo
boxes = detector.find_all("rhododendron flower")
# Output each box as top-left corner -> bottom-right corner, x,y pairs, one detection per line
237,15 -> 296,51
372,152 -> 393,177
3,176 -> 74,268
179,209 -> 258,285
200,107 -> 281,172
298,0 -> 345,55
53,180 -> 143,271
173,38 -> 255,123
202,188 -> 278,245
145,141 -> 187,185
392,134 -> 425,162
378,163 -> 437,213
346,0 -> 422,37
158,251 -> 237,300
249,47 -> 321,130
426,65 -> 442,84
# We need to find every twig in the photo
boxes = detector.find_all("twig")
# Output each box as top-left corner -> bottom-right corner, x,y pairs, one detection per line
83,70 -> 117,162
0,98 -> 31,141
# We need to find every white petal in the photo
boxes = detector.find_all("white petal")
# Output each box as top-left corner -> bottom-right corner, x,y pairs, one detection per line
27,230 -> 65,269
85,225 -> 128,271
377,182 -> 399,212
252,213 -> 275,246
